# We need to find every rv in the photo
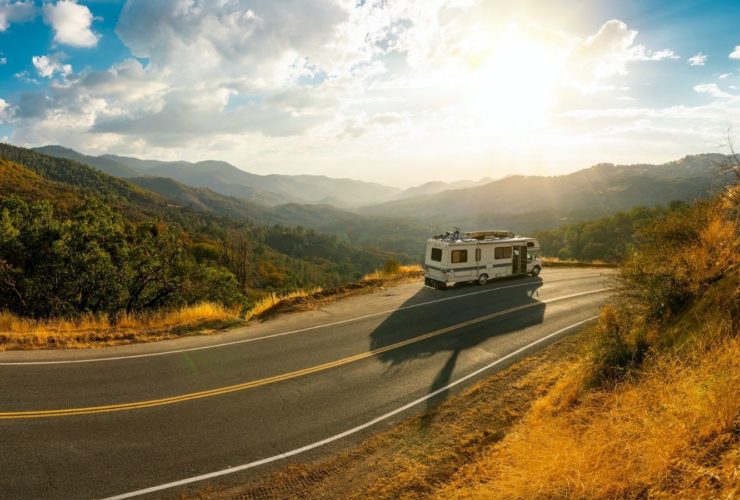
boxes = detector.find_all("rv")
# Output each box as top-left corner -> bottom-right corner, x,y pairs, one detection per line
424,229 -> 542,289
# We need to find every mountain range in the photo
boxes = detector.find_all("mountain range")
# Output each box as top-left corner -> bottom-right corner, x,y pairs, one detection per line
32,146 -> 500,208
362,154 -> 732,219
29,145 -> 734,239
33,146 -> 401,208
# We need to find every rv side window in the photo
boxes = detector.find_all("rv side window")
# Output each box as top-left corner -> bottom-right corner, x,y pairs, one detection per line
451,249 -> 467,263
494,247 -> 512,259
431,248 -> 442,262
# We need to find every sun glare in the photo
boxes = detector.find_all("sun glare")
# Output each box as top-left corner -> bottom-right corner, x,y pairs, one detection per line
473,25 -> 564,128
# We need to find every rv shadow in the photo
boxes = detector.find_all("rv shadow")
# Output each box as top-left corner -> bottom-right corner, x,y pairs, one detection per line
369,277 -> 545,417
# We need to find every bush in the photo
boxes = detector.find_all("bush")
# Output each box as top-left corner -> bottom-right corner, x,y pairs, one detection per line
590,191 -> 739,385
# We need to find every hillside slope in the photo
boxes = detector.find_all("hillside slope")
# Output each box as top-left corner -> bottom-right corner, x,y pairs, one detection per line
36,146 -> 403,208
0,144 -> 406,300
364,154 -> 732,218
33,145 -> 142,178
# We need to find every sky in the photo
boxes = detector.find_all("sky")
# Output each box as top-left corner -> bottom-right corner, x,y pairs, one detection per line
1,0 -> 739,187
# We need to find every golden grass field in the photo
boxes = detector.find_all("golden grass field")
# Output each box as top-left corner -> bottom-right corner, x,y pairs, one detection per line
0,302 -> 242,350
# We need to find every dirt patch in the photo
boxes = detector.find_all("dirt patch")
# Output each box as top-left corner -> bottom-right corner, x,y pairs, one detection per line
193,328 -> 589,499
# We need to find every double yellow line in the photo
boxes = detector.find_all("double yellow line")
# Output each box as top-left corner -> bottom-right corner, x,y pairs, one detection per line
0,289 -> 606,420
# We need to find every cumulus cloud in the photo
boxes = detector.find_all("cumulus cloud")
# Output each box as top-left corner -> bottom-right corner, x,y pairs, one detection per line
0,0 -> 34,31
570,20 -> 678,80
730,45 -> 740,59
115,0 -> 346,85
31,54 -> 72,78
42,0 -> 99,48
693,83 -> 733,99
688,52 -> 707,66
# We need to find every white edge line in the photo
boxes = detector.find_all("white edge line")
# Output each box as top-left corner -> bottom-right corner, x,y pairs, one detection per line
0,280 -> 544,366
103,315 -> 599,500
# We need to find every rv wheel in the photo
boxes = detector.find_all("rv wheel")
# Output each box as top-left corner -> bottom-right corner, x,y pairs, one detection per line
531,266 -> 541,277
478,274 -> 488,286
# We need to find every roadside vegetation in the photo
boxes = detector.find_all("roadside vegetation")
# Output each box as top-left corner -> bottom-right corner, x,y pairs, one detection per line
0,145 -> 412,347
0,303 -> 241,350
534,201 -> 690,263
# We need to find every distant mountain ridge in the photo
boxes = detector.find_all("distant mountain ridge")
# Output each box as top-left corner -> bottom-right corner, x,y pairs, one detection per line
33,146 -> 402,208
394,178 -> 495,199
362,154 -> 732,218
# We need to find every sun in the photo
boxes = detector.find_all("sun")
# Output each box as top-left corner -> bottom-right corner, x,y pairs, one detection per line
461,24 -> 567,131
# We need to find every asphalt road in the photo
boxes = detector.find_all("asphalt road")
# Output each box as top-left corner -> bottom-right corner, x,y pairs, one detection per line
0,267 -> 612,499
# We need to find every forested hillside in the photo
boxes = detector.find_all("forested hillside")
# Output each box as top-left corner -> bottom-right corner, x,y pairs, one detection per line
0,145 -> 405,319
534,202 -> 689,262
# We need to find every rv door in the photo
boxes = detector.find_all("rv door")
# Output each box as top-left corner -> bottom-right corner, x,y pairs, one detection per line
513,245 -> 527,274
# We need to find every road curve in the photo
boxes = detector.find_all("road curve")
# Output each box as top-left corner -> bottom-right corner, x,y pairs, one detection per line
0,268 -> 612,498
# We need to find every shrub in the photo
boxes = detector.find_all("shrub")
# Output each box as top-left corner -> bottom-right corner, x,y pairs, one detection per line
590,191 -> 739,385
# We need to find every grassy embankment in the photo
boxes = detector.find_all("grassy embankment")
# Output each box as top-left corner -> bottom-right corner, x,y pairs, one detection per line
0,263 -> 423,350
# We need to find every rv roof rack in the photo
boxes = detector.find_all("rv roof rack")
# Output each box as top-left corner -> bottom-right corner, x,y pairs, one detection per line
431,229 -> 517,242
464,230 -> 514,240
431,229 -> 473,242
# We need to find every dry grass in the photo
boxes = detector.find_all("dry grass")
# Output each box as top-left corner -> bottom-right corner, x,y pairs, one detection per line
437,328 -> 739,499
0,302 -> 242,350
244,288 -> 323,320
362,263 -> 423,281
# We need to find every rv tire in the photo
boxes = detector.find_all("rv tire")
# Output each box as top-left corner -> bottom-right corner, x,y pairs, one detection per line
478,274 -> 488,286
531,266 -> 541,277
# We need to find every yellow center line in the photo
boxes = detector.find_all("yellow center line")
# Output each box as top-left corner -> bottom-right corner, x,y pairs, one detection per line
0,289 -> 607,419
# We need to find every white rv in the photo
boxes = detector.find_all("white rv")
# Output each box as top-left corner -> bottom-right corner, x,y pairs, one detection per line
424,230 -> 542,289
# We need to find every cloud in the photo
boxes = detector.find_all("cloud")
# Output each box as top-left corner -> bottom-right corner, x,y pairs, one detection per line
569,20 -> 678,81
693,83 -> 733,99
688,52 -> 707,66
0,0 -> 34,31
42,0 -> 99,48
731,45 -> 740,59
31,54 -> 72,78
115,0 -> 346,85
5,4 -> 726,183
719,73 -> 732,79
0,56 -> 6,65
